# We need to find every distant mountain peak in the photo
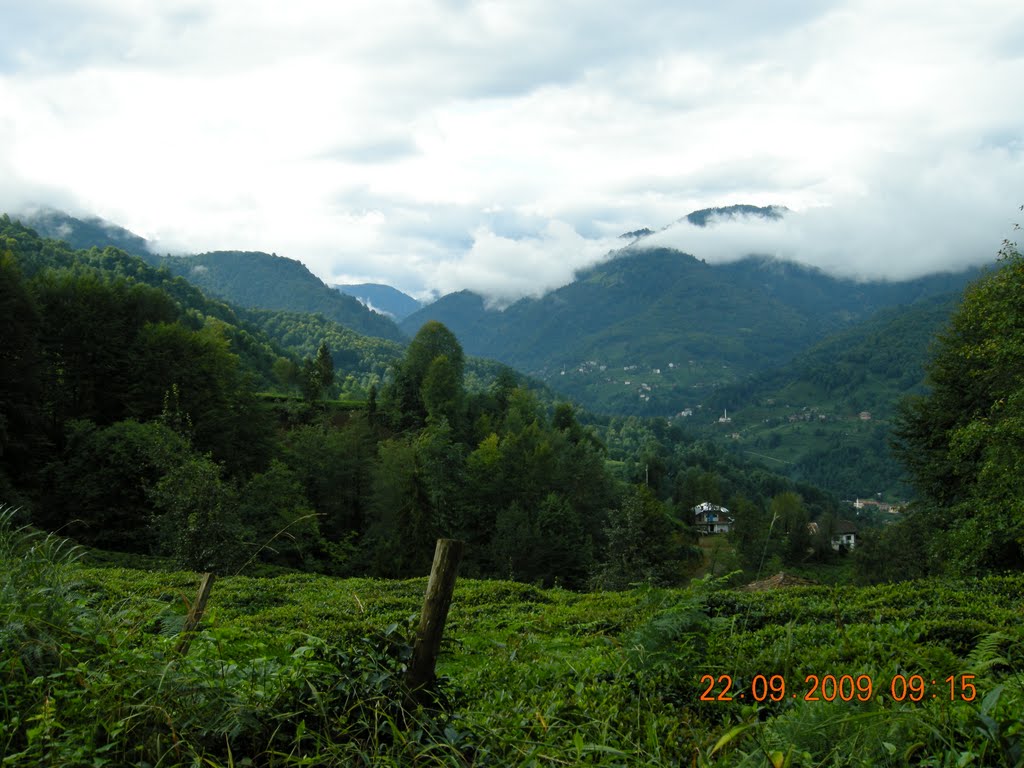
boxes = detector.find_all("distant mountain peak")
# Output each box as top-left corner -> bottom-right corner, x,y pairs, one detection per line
334,283 -> 423,322
619,227 -> 654,240
683,204 -> 788,227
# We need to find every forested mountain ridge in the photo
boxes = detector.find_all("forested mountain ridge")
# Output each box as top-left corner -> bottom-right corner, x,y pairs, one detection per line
704,292 -> 962,421
10,208 -> 406,343
165,250 -> 405,342
16,208 -> 157,262
402,245 -> 979,415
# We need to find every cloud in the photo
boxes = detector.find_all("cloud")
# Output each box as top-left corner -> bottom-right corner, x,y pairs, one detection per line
423,220 -> 621,307
642,146 -> 1023,280
0,0 -> 1022,301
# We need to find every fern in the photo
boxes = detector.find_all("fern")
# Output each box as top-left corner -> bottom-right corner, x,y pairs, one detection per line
965,631 -> 1013,676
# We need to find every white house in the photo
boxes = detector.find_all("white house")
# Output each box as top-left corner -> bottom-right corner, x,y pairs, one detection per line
831,520 -> 858,551
694,502 -> 733,535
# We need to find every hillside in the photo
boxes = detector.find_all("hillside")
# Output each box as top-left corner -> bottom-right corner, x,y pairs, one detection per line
11,209 -> 405,342
402,247 -> 978,416
165,251 -> 405,342
697,293 -> 964,499
15,208 -> 156,262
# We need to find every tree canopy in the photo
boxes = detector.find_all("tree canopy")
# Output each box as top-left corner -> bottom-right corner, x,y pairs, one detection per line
891,240 -> 1024,573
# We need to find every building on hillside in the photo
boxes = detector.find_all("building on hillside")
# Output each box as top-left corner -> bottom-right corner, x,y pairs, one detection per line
694,502 -> 733,535
831,519 -> 858,551
854,498 -> 903,514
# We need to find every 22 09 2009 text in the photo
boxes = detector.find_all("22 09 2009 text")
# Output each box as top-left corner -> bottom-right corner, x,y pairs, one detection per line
699,673 -> 978,703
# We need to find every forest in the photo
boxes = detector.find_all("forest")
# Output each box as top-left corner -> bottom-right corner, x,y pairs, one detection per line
0,215 -> 862,588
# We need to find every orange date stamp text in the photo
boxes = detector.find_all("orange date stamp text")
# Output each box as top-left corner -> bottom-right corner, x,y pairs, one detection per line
699,673 -> 977,703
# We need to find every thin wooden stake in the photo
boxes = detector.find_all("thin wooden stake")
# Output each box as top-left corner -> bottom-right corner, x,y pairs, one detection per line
406,539 -> 463,696
176,572 -> 215,656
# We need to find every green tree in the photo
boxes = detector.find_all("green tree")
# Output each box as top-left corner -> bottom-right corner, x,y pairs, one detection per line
892,239 -> 1024,572
238,460 -> 322,569
40,419 -> 194,552
33,270 -> 177,431
273,356 -> 302,394
594,485 -> 688,590
728,493 -> 772,572
770,491 -> 810,565
148,452 -> 247,572
0,251 -> 41,496
130,322 -> 271,474
365,437 -> 433,577
386,321 -> 465,431
282,419 -> 376,541
302,341 -> 335,401
421,354 -> 462,426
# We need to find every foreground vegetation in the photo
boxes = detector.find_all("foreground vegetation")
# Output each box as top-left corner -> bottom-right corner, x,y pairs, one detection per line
3,509 -> 1022,767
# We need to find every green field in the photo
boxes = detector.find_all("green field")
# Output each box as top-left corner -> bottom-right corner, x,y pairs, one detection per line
4,515 -> 1022,767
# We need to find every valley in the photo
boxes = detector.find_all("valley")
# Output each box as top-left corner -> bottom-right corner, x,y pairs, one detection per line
4,5 -> 1022,763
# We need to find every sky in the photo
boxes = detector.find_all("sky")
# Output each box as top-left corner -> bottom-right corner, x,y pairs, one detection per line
1,0 -> 1022,304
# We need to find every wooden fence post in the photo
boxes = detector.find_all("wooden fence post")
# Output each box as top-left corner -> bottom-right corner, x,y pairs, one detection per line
406,539 -> 464,695
176,572 -> 215,656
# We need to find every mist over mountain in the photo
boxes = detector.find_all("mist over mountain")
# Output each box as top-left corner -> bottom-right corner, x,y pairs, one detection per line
402,245 -> 981,415
334,283 -> 423,321
14,208 -> 157,263
6,203 -> 989,419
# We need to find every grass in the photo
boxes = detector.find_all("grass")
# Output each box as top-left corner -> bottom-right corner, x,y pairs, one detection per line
3,506 -> 1023,766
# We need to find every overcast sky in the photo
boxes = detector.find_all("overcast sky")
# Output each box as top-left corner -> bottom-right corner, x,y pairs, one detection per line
1,1 -> 1022,303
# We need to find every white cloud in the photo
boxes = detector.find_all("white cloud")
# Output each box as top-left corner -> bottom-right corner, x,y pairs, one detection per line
0,0 -> 1022,300
424,220 -> 621,306
644,145 -> 1023,279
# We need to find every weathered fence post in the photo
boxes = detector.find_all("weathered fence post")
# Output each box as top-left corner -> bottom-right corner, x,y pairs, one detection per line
176,572 -> 215,656
406,539 -> 464,696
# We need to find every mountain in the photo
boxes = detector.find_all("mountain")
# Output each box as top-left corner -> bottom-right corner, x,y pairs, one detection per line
682,203 -> 786,227
164,251 -> 405,342
11,209 -> 404,342
334,283 -> 422,321
400,245 -> 979,416
15,208 -> 156,262
696,292 -> 964,499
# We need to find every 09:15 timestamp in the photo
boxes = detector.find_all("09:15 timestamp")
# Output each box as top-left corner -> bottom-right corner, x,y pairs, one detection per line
700,673 -> 978,703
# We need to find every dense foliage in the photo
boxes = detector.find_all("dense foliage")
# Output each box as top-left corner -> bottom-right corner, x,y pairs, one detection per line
887,241 -> 1024,575
2,509 -> 1021,766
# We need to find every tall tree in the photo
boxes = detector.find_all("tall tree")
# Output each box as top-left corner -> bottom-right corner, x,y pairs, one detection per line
41,419 -> 193,552
386,321 -> 465,431
0,251 -> 41,497
892,239 -> 1024,572
770,491 -> 809,565
594,485 -> 689,590
302,341 -> 335,401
